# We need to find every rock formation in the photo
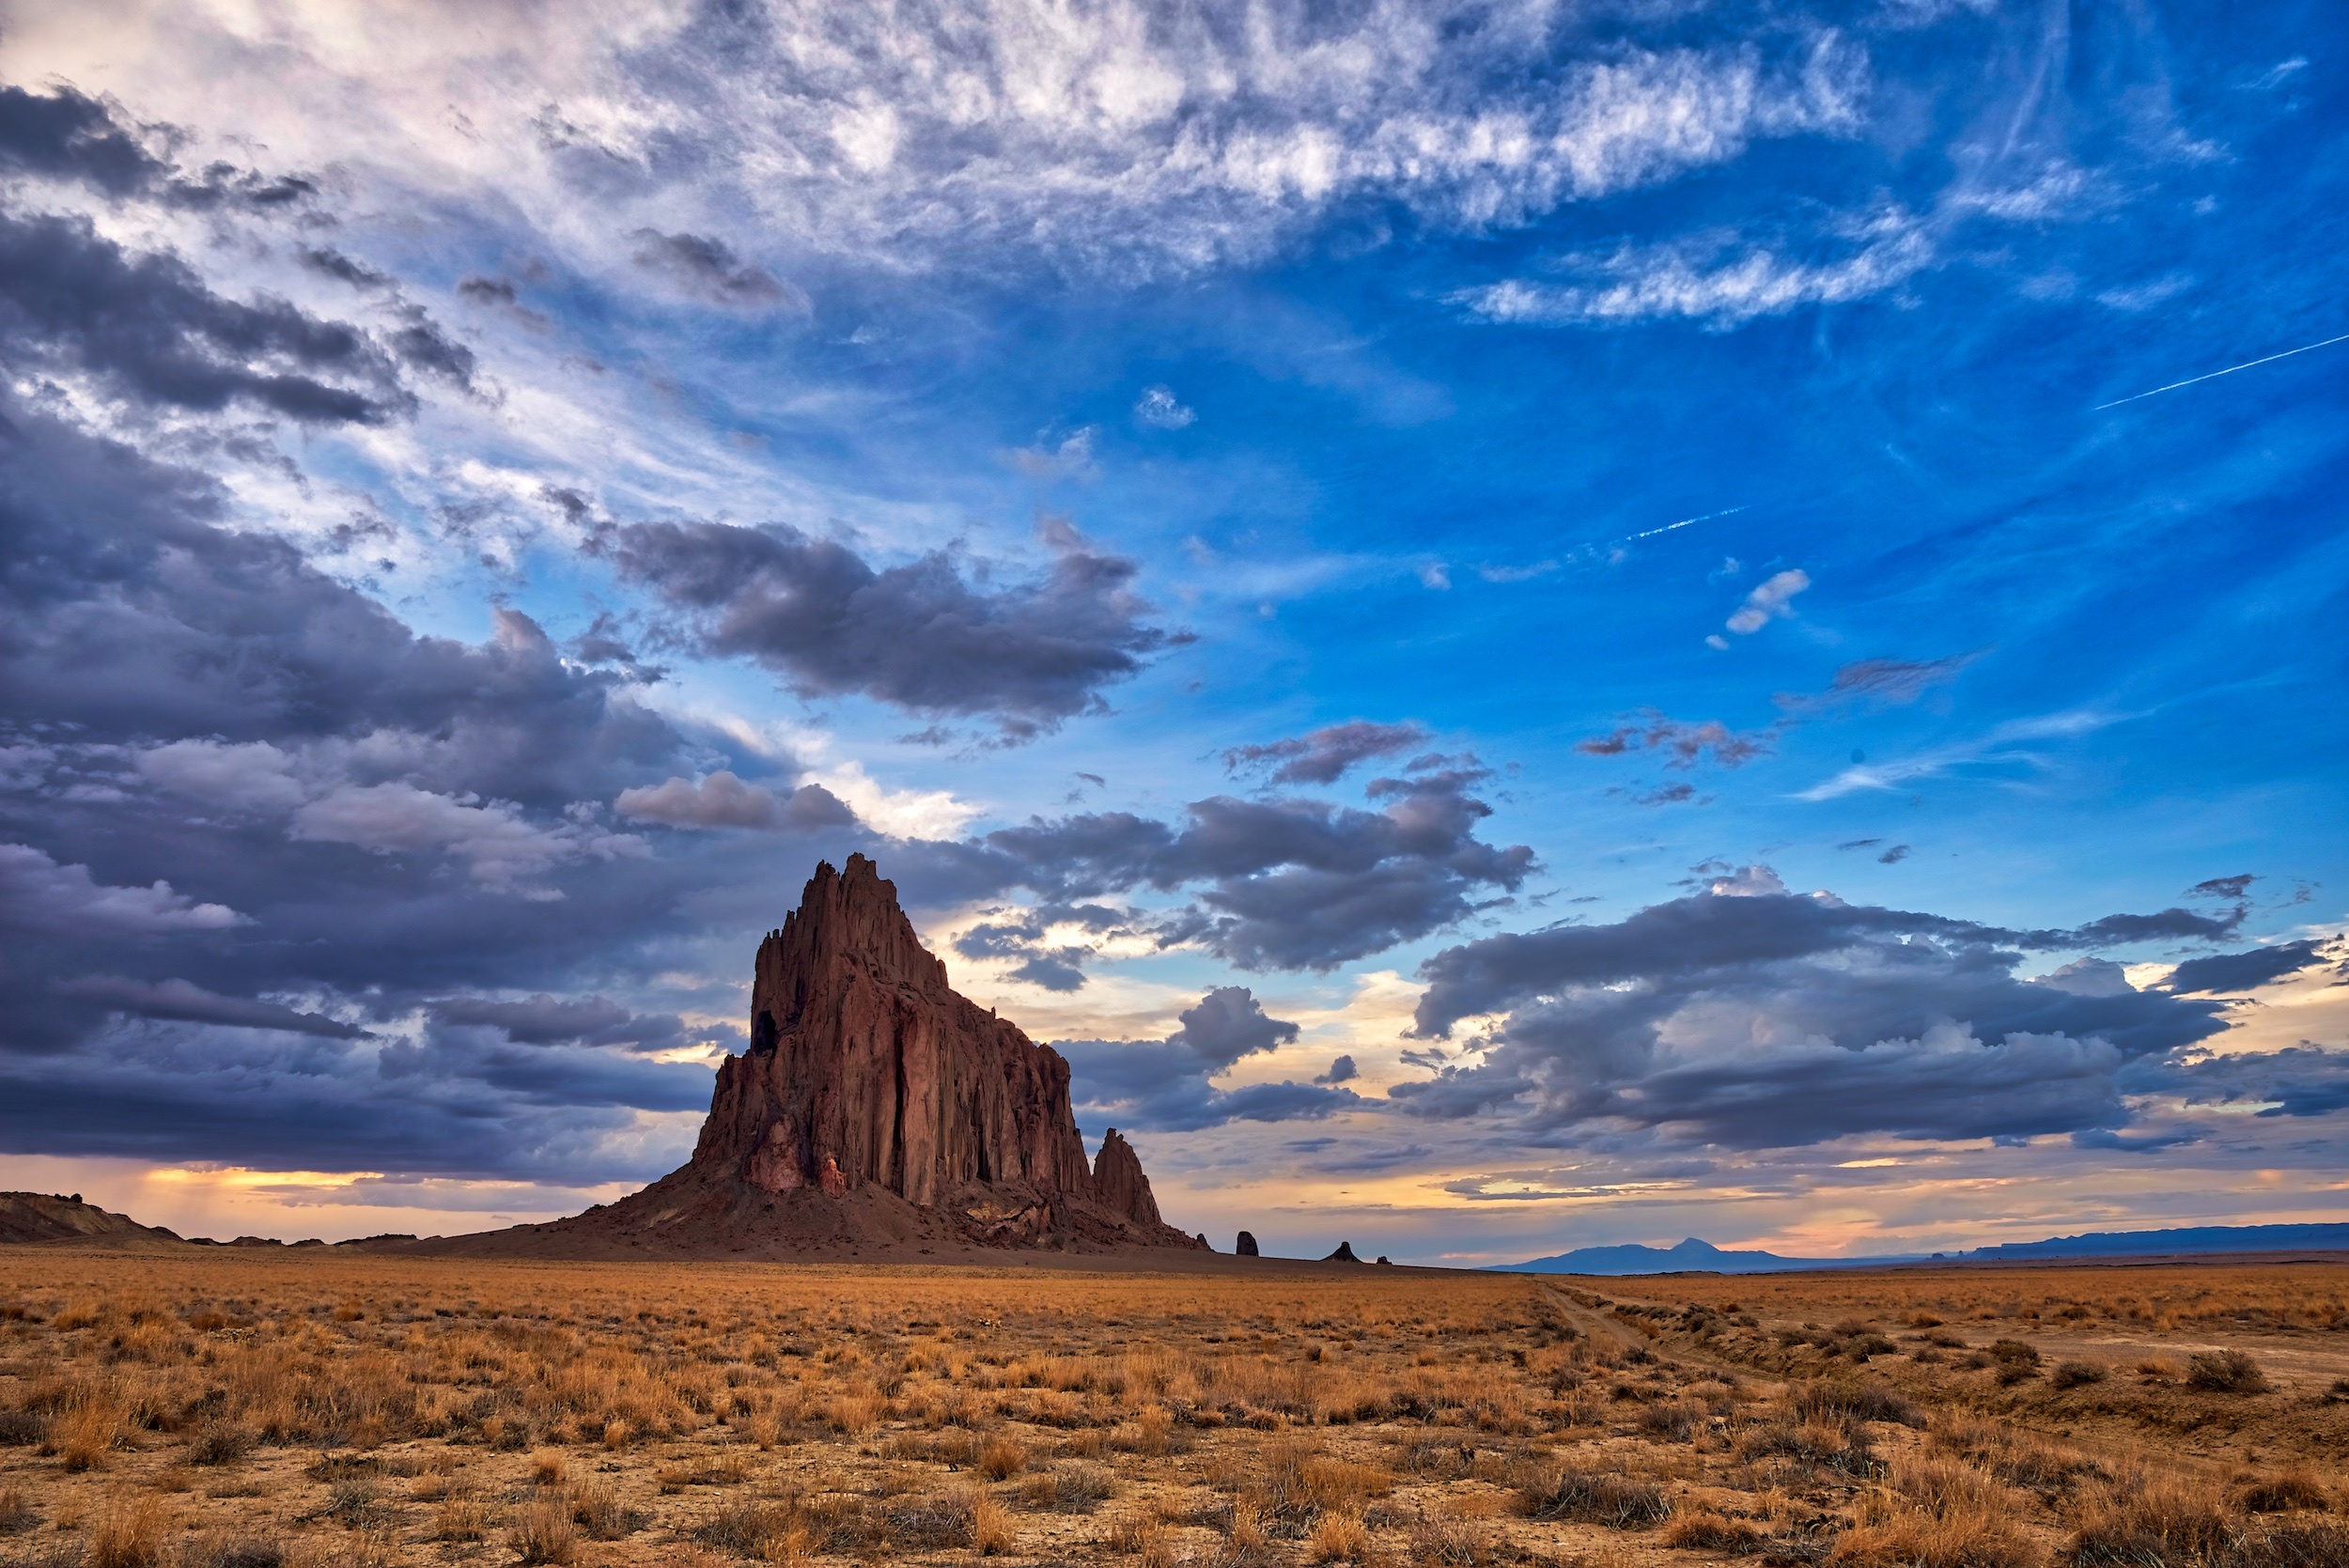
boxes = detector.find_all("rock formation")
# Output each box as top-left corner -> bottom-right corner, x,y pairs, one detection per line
463,856 -> 1204,1258
0,1192 -> 180,1248
1091,1129 -> 1163,1228
1237,1231 -> 1260,1256
1324,1240 -> 1361,1262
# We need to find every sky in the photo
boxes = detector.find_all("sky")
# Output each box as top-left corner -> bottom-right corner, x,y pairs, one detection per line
0,0 -> 2344,1265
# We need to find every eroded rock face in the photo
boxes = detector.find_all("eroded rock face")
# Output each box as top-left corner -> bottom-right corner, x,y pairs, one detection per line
637,854 -> 1203,1254
1237,1231 -> 1260,1256
697,855 -> 1097,1206
1091,1128 -> 1165,1228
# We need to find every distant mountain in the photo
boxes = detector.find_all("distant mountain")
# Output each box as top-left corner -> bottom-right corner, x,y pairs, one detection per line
1495,1221 -> 2349,1276
1491,1237 -> 1917,1276
1964,1222 -> 2349,1259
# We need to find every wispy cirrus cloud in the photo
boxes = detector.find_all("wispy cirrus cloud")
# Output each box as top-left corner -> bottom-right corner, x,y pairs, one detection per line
1794,709 -> 2126,800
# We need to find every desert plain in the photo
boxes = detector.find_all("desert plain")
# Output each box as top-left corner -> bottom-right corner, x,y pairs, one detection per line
0,1250 -> 2343,1568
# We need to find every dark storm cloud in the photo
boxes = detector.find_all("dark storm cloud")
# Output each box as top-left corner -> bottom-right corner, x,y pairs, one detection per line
54,975 -> 366,1039
0,387 -> 866,1177
0,1018 -> 711,1183
2163,940 -> 2326,994
296,245 -> 393,288
630,230 -> 804,311
1392,879 -> 2245,1148
427,994 -> 687,1052
608,518 -> 1180,734
0,404 -> 692,809
386,308 -> 477,390
1222,721 -> 1430,785
2169,1046 -> 2349,1120
0,213 -> 401,424
0,83 -> 164,195
1057,986 -> 1359,1131
967,762 -> 1534,970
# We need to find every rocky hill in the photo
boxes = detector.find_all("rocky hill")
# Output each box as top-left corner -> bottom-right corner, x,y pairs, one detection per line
0,1192 -> 185,1249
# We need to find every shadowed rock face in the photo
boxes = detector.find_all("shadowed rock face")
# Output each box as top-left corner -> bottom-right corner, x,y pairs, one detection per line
494,854 -> 1202,1258
1091,1128 -> 1162,1228
698,855 -> 1097,1207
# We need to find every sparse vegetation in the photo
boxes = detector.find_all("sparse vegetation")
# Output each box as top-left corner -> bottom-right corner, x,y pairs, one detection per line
0,1252 -> 2336,1565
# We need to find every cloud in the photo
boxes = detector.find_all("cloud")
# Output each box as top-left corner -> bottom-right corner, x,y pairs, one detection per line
1058,986 -> 1358,1131
0,83 -> 315,209
1779,652 -> 1982,712
1223,720 -> 1432,785
54,975 -> 365,1038
136,740 -> 307,813
0,843 -> 245,936
1725,568 -> 1811,634
1134,386 -> 1196,429
2163,940 -> 2328,995
1393,877 -> 2246,1148
630,230 -> 805,312
1316,1054 -> 1359,1086
1794,709 -> 2123,801
2170,1045 -> 2349,1120
0,211 -> 402,425
1577,712 -> 1775,768
288,783 -> 646,894
614,772 -> 856,831
971,763 -> 1534,970
428,994 -> 687,1052
608,518 -> 1178,735
1459,206 -> 1931,330
119,12 -> 1873,281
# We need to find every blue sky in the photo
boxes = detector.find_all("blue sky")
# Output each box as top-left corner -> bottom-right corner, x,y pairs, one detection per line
0,0 -> 2342,1261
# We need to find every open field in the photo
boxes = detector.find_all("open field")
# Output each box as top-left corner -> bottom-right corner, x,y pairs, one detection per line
0,1253 -> 2342,1568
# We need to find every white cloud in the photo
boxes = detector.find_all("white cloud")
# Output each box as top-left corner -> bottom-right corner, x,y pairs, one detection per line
1795,709 -> 2125,801
0,843 -> 247,935
1725,567 -> 1810,634
1134,385 -> 1196,428
614,771 -> 857,831
136,739 -> 307,813
2,6 -> 1870,278
810,761 -> 982,842
289,784 -> 645,894
1460,207 -> 1931,329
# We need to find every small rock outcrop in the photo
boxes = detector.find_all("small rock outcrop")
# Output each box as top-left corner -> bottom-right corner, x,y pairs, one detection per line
1237,1231 -> 1260,1256
471,856 -> 1206,1259
1324,1241 -> 1361,1262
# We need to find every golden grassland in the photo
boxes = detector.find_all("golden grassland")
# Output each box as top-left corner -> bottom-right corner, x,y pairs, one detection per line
0,1253 -> 2342,1568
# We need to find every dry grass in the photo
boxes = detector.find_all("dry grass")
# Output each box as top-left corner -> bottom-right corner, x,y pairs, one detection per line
0,1253 -> 2336,1567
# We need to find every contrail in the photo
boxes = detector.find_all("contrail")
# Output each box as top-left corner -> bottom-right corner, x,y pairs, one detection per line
2095,331 -> 2349,411
1628,505 -> 1746,541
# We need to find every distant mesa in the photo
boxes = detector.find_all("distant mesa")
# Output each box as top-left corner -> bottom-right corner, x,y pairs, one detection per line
1236,1231 -> 1259,1257
1324,1241 -> 1361,1263
427,855 -> 1206,1260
